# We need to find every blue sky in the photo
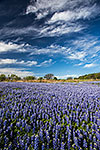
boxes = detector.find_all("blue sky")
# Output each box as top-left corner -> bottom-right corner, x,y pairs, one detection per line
0,0 -> 100,78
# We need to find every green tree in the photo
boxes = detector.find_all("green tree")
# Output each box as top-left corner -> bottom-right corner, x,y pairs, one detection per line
0,74 -> 6,81
24,76 -> 36,80
10,74 -> 21,81
67,77 -> 73,80
44,74 -> 54,80
38,77 -> 43,80
54,77 -> 57,80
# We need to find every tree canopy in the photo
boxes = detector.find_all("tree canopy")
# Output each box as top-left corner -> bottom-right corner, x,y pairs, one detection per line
44,74 -> 54,80
0,74 -> 6,81
24,76 -> 36,80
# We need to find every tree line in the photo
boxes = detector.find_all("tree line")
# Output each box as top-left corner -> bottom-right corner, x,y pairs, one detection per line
76,72 -> 100,80
1,72 -> 100,82
0,73 -> 58,81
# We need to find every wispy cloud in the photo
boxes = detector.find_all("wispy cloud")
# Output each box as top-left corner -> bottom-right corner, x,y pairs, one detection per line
0,58 -> 54,67
0,0 -> 99,39
84,63 -> 97,68
0,59 -> 37,66
0,41 -> 26,53
66,35 -> 100,64
49,4 -> 99,23
40,23 -> 84,37
37,59 -> 53,67
24,0 -> 100,37
68,51 -> 86,61
26,0 -> 67,15
26,0 -> 99,19
30,44 -> 70,56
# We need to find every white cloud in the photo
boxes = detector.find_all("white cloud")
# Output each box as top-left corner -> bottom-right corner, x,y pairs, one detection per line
26,0 -> 67,15
0,58 -> 54,67
26,0 -> 98,20
24,0 -> 100,38
72,37 -> 98,52
84,63 -> 97,68
0,68 -> 34,77
37,59 -> 53,67
49,5 -> 98,23
40,23 -> 84,37
0,41 -> 26,53
68,35 -> 100,64
0,59 -> 17,65
68,51 -> 86,61
56,74 -> 79,79
0,59 -> 37,66
75,62 -> 83,66
30,44 -> 70,56
25,61 -> 37,66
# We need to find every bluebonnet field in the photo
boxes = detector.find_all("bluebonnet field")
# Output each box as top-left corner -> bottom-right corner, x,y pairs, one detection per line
0,82 -> 100,150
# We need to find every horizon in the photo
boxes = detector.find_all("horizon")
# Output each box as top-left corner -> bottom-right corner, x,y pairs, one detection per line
0,0 -> 100,78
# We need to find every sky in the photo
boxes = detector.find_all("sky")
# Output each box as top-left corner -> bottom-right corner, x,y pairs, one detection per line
0,0 -> 100,79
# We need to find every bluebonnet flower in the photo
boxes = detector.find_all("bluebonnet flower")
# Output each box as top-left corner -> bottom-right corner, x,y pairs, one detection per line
83,139 -> 87,148
74,137 -> 79,147
53,138 -> 57,149
34,135 -> 39,150
3,120 -> 7,126
97,119 -> 100,126
16,122 -> 21,128
93,135 -> 96,143
89,134 -> 92,141
60,142 -> 65,150
42,143 -> 45,150
94,142 -> 97,149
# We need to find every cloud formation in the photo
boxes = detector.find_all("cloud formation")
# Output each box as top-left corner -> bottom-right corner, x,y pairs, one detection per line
0,41 -> 26,53
84,63 -> 97,68
68,51 -> 86,61
56,74 -> 79,79
0,58 -> 53,68
0,68 -> 34,77
49,4 -> 98,23
25,0 -> 100,37
37,59 -> 53,67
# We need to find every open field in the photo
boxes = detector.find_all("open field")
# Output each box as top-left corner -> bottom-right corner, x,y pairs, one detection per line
4,78 -> 100,83
0,82 -> 100,149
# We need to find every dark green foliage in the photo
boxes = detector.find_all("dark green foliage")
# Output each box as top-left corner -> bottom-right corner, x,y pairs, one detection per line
67,77 -> 73,80
10,74 -> 21,80
38,77 -> 43,80
24,76 -> 36,80
53,77 -> 57,80
44,74 -> 54,80
0,74 -> 6,81
78,72 -> 100,80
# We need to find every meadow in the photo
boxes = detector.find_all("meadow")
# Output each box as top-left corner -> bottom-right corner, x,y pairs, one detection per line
0,82 -> 100,150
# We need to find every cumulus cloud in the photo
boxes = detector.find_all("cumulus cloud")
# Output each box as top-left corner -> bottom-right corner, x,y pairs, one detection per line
84,63 -> 97,68
0,68 -> 34,77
